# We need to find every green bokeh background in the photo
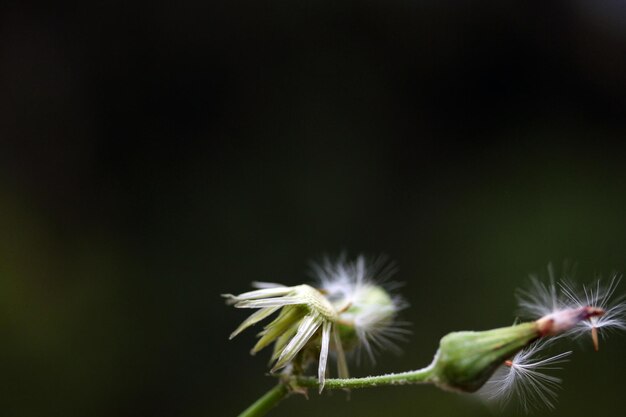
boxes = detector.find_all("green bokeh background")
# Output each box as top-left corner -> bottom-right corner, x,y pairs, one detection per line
2,1 -> 626,416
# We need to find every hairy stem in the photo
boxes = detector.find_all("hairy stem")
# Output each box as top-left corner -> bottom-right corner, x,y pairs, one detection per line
238,365 -> 435,417
237,384 -> 289,417
295,363 -> 436,390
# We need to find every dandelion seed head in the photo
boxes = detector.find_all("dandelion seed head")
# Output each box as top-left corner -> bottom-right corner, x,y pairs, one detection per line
560,274 -> 626,348
224,254 -> 408,390
312,255 -> 409,362
515,264 -> 610,339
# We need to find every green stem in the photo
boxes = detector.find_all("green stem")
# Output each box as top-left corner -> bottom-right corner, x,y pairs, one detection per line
295,363 -> 436,390
237,384 -> 289,417
237,365 -> 435,417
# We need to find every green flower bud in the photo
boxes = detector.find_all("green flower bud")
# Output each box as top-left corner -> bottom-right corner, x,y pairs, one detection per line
430,322 -> 539,393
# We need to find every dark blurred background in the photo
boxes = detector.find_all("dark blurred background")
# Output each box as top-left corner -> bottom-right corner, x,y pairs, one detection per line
2,1 -> 626,416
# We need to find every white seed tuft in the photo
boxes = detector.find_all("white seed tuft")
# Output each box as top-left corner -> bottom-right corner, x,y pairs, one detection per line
312,255 -> 409,364
479,339 -> 571,412
560,274 -> 626,349
516,264 -> 572,319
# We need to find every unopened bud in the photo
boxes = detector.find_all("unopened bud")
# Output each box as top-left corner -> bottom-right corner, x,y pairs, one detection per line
430,322 -> 539,393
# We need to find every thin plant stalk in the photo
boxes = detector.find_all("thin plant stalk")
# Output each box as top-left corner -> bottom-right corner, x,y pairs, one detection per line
238,366 -> 435,417
295,364 -> 436,389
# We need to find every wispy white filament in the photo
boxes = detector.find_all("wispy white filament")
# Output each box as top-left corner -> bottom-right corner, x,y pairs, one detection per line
560,274 -> 626,341
479,340 -> 571,412
313,254 -> 409,363
516,264 -> 569,318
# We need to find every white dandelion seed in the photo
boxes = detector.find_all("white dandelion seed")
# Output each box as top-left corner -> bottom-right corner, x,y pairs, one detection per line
479,340 -> 572,412
560,274 -> 626,351
312,254 -> 410,364
224,254 -> 408,392
516,264 -> 605,338
516,263 -> 571,319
